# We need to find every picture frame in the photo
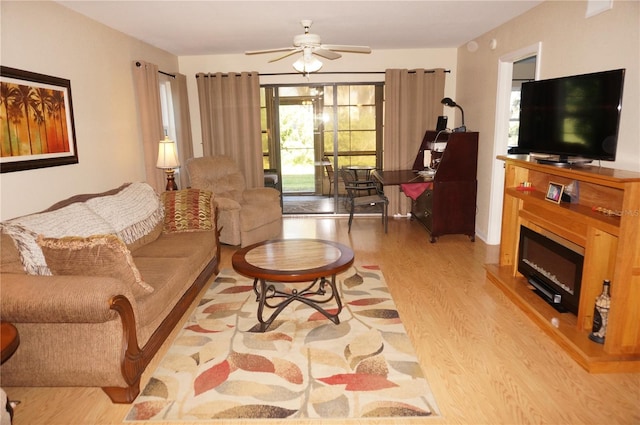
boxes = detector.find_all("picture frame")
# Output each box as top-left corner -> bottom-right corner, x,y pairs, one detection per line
1,66 -> 78,173
545,182 -> 564,204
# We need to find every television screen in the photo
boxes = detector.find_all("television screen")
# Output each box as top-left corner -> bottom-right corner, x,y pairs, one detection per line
518,69 -> 625,163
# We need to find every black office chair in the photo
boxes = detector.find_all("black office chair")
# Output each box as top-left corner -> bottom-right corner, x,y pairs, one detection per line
340,168 -> 388,233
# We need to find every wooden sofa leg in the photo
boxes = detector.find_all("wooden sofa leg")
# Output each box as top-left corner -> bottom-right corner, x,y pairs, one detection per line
102,379 -> 140,404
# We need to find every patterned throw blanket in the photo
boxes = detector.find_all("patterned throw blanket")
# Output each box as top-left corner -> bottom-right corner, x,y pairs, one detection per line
1,182 -> 163,275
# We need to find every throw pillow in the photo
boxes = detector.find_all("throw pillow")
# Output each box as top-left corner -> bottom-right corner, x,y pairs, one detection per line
37,234 -> 154,295
0,229 -> 26,274
3,203 -> 116,275
162,189 -> 213,233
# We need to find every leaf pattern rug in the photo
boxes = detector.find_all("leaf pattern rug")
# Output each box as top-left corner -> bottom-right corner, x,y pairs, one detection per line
126,265 -> 440,421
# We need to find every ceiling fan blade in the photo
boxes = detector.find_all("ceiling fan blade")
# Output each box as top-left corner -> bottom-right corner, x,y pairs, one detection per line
321,44 -> 372,54
267,48 -> 302,63
245,47 -> 297,55
312,48 -> 341,60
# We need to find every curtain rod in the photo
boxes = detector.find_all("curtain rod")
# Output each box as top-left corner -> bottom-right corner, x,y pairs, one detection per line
135,61 -> 175,78
196,69 -> 450,78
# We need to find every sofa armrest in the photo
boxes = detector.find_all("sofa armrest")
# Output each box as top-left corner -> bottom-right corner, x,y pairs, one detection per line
0,273 -> 138,324
243,187 -> 281,204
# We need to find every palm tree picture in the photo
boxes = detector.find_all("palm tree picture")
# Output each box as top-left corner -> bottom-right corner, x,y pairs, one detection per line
1,66 -> 78,173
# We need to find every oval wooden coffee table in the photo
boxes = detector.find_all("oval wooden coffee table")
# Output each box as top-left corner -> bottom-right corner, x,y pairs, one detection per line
232,239 -> 354,332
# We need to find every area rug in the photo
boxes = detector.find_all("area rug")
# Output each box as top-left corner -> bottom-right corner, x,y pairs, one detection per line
126,265 -> 440,421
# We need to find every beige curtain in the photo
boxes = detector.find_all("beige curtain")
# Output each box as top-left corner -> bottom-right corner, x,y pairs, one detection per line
196,72 -> 263,188
132,60 -> 165,192
383,68 -> 446,215
172,73 -> 194,190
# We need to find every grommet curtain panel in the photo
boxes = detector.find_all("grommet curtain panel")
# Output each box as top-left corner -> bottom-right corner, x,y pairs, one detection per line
196,72 -> 263,188
132,60 -> 165,193
383,68 -> 446,216
132,61 -> 194,191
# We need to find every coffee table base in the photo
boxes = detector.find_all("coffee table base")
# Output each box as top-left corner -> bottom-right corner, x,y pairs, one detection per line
253,275 -> 342,332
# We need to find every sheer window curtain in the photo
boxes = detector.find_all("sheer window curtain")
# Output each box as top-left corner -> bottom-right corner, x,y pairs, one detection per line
196,72 -> 263,188
383,68 -> 446,216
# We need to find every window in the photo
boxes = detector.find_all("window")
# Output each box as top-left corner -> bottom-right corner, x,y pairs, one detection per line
509,57 -> 536,148
158,76 -> 180,177
159,77 -> 176,140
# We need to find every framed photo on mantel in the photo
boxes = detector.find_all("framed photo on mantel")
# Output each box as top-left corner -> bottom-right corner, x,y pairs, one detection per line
545,182 -> 564,204
0,66 -> 79,173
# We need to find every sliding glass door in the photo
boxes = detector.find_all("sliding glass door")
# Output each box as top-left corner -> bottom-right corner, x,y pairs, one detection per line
260,83 -> 383,214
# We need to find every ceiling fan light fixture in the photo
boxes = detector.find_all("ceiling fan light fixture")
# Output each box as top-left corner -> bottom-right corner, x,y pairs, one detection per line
293,50 -> 323,73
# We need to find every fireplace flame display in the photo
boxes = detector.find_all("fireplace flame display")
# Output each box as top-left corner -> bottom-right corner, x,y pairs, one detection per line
522,258 -> 575,295
518,226 -> 584,314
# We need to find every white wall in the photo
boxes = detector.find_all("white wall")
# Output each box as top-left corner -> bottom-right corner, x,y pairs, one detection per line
0,0 -> 178,220
456,0 -> 640,243
179,48 -> 459,156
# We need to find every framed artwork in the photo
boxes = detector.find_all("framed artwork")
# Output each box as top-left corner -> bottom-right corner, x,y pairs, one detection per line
545,182 -> 564,204
0,66 -> 78,173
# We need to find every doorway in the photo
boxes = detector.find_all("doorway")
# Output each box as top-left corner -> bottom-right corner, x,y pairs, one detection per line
278,101 -> 318,195
486,43 -> 541,244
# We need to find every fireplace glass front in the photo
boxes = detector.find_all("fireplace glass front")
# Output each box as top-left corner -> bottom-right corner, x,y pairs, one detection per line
518,226 -> 584,314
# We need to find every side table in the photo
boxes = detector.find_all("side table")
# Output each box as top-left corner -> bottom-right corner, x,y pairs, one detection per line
1,322 -> 19,364
1,321 -> 20,422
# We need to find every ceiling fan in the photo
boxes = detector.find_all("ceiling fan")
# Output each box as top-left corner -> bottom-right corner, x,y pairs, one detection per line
245,20 -> 371,72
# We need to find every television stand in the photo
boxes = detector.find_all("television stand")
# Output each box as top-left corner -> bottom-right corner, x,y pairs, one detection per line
487,155 -> 640,373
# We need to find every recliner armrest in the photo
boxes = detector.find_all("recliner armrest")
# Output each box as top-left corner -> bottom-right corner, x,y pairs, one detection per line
243,187 -> 281,204
213,196 -> 242,211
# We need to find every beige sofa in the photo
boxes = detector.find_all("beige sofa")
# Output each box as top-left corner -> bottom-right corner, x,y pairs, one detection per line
187,155 -> 282,247
0,183 -> 220,403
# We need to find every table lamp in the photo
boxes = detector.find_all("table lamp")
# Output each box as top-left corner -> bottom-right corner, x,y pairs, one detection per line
156,136 -> 180,191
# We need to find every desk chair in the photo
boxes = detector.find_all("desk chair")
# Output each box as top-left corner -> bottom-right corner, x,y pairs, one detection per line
340,168 -> 388,233
323,157 -> 336,196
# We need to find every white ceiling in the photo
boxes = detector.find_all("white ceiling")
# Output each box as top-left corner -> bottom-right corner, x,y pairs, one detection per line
55,1 -> 542,56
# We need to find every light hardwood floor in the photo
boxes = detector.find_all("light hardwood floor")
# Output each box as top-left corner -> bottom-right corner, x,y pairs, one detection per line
5,216 -> 639,425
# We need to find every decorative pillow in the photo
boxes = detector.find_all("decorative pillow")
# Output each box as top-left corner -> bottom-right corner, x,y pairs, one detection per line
0,224 -> 39,274
37,234 -> 154,295
162,189 -> 213,233
85,182 -> 164,246
3,203 -> 116,275
0,228 -> 26,274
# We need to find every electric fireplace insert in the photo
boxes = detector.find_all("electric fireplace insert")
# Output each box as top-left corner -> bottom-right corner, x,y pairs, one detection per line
518,226 -> 584,314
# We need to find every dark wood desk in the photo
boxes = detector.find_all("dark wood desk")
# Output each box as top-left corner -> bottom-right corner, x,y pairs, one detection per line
372,169 -> 431,186
373,131 -> 479,242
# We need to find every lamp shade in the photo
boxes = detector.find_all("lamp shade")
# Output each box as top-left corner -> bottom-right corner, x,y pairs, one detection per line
156,136 -> 180,169
441,97 -> 457,107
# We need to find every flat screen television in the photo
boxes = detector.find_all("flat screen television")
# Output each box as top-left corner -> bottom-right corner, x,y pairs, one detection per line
517,68 -> 625,165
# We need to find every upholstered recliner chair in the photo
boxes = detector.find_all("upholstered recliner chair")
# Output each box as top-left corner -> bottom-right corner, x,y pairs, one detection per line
186,155 -> 282,247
